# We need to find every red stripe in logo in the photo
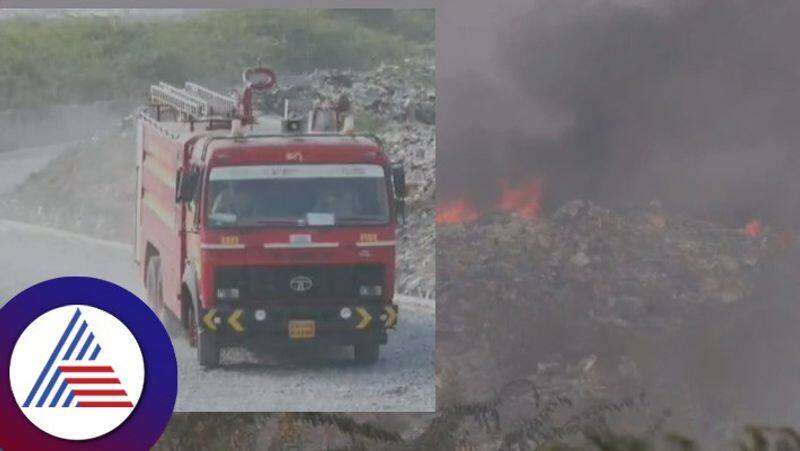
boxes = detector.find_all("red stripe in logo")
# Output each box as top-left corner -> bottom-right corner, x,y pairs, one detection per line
72,389 -> 128,396
65,378 -> 121,384
77,401 -> 134,408
59,366 -> 114,373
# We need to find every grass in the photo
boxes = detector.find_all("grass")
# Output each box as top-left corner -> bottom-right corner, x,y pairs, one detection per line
354,110 -> 389,133
0,9 -> 433,109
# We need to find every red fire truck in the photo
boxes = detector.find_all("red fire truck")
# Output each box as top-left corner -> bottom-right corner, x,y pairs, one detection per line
134,67 -> 404,368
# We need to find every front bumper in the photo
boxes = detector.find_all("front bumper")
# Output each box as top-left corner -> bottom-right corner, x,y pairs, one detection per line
200,303 -> 398,348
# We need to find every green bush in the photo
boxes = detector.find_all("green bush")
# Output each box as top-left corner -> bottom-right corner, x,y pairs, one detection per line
0,9 -> 431,109
354,110 -> 387,133
330,9 -> 435,43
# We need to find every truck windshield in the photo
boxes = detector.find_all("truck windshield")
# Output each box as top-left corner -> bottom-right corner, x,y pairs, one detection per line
206,164 -> 390,228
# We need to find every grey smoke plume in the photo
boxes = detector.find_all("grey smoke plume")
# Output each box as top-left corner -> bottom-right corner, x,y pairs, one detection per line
440,0 -> 800,225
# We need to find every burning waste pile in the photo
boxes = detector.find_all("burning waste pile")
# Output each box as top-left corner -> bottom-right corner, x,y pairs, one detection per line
435,196 -> 792,445
439,198 -> 774,332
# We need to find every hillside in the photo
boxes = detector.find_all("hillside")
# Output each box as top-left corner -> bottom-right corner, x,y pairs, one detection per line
0,9 -> 434,110
0,59 -> 436,299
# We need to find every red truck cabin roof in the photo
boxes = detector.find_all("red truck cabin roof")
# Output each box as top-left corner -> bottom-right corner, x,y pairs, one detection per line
196,135 -> 388,167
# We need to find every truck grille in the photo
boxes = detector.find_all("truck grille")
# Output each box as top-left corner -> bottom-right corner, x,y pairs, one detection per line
216,265 -> 384,305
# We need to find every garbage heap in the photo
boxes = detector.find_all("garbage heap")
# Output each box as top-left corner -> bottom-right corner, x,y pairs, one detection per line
439,200 -> 771,333
264,57 -> 436,125
435,200 -> 782,446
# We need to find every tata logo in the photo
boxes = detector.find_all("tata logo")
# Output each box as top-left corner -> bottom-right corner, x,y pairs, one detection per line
9,305 -> 145,441
289,276 -> 313,292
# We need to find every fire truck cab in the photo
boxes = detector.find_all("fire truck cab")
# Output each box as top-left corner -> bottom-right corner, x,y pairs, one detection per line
134,67 -> 404,368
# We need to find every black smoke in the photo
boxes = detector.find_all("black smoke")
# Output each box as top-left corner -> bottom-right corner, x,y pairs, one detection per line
439,0 -> 800,226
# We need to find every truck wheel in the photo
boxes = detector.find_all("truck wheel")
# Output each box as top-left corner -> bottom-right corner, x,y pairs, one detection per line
354,343 -> 379,365
192,306 -> 220,368
198,329 -> 220,369
145,256 -> 181,338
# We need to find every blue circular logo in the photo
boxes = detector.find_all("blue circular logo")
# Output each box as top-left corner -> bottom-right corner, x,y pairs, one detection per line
0,277 -> 177,450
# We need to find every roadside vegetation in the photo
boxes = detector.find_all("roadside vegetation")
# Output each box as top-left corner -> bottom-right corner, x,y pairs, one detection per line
154,409 -> 800,451
0,9 -> 433,109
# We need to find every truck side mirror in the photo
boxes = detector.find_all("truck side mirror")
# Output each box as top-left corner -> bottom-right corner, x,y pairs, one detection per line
175,168 -> 198,203
391,163 -> 406,225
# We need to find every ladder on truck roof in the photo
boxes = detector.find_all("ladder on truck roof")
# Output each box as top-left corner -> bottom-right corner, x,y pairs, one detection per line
149,81 -> 237,119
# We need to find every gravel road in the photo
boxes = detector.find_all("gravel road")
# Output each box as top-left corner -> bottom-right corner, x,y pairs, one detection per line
0,219 -> 436,412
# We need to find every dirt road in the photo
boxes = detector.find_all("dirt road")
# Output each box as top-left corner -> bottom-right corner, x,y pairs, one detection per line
0,219 -> 435,412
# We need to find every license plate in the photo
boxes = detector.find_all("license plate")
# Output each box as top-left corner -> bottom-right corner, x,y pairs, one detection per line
288,320 -> 316,339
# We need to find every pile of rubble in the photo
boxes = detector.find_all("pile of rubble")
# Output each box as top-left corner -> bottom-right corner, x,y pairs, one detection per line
381,122 -> 435,203
434,200 -> 784,445
394,205 -> 435,299
439,200 -> 772,331
381,122 -> 434,299
264,58 -> 436,125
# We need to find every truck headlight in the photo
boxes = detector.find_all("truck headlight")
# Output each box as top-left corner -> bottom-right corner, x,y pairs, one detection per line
217,287 -> 240,300
359,285 -> 382,297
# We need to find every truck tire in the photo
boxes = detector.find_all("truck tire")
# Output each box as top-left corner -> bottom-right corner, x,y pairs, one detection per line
192,305 -> 220,369
145,256 -> 181,338
354,343 -> 380,365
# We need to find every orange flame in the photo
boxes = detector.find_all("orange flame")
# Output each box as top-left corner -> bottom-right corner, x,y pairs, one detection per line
437,199 -> 479,224
744,219 -> 763,238
500,179 -> 543,219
